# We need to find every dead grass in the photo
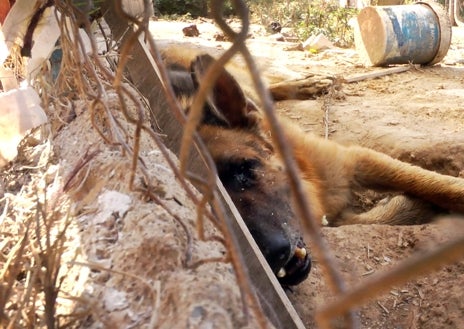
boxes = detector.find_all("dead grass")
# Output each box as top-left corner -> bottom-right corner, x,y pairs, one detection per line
0,132 -> 79,328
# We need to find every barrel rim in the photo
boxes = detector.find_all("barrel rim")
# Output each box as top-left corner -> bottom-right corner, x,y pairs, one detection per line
417,1 -> 452,65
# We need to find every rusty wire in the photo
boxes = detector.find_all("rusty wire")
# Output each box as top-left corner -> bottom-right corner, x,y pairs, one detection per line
206,0 -> 357,327
139,2 -> 270,326
50,0 -> 270,328
162,0 -> 355,325
172,1 -> 464,328
46,1 -> 464,329
207,3 -> 464,329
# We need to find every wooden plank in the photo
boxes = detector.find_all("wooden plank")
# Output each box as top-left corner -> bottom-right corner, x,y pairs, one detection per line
343,66 -> 412,83
102,2 -> 306,329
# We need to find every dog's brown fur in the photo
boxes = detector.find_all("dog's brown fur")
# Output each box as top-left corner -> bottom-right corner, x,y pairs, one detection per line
162,46 -> 464,285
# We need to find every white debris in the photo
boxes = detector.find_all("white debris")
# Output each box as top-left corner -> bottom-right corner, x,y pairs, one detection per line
0,86 -> 48,167
92,190 -> 132,224
302,34 -> 334,52
321,215 -> 329,226
103,288 -> 129,312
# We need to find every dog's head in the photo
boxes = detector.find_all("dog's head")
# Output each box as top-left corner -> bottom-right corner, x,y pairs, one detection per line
169,54 -> 311,285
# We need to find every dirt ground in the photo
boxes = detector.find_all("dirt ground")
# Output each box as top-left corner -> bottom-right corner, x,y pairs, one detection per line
2,13 -> 464,329
148,18 -> 464,329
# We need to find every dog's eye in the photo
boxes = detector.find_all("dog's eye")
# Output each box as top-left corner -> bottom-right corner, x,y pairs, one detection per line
217,159 -> 260,191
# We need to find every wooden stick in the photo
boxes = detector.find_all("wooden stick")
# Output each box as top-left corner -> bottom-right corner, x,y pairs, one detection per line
343,66 -> 413,84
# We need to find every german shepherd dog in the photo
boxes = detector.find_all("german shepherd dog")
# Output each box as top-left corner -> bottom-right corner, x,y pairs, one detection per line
163,48 -> 464,286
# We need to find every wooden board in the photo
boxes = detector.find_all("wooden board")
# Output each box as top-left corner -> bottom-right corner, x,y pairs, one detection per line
102,2 -> 306,328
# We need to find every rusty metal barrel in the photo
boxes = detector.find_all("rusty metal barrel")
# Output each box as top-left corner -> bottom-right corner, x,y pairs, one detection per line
355,2 -> 452,66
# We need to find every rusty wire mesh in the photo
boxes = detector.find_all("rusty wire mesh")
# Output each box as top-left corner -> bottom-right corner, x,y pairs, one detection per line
92,0 -> 464,327
141,1 -> 464,327
1,0 -> 464,328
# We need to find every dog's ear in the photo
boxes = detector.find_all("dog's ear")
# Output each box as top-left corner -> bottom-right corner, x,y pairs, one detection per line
191,54 -> 257,128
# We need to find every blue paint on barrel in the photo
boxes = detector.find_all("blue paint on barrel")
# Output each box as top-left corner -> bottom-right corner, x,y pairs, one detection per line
383,6 -> 440,64
356,2 -> 451,66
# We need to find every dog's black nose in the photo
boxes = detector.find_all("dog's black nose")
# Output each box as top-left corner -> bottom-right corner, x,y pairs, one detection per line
263,233 -> 292,273
261,235 -> 312,286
